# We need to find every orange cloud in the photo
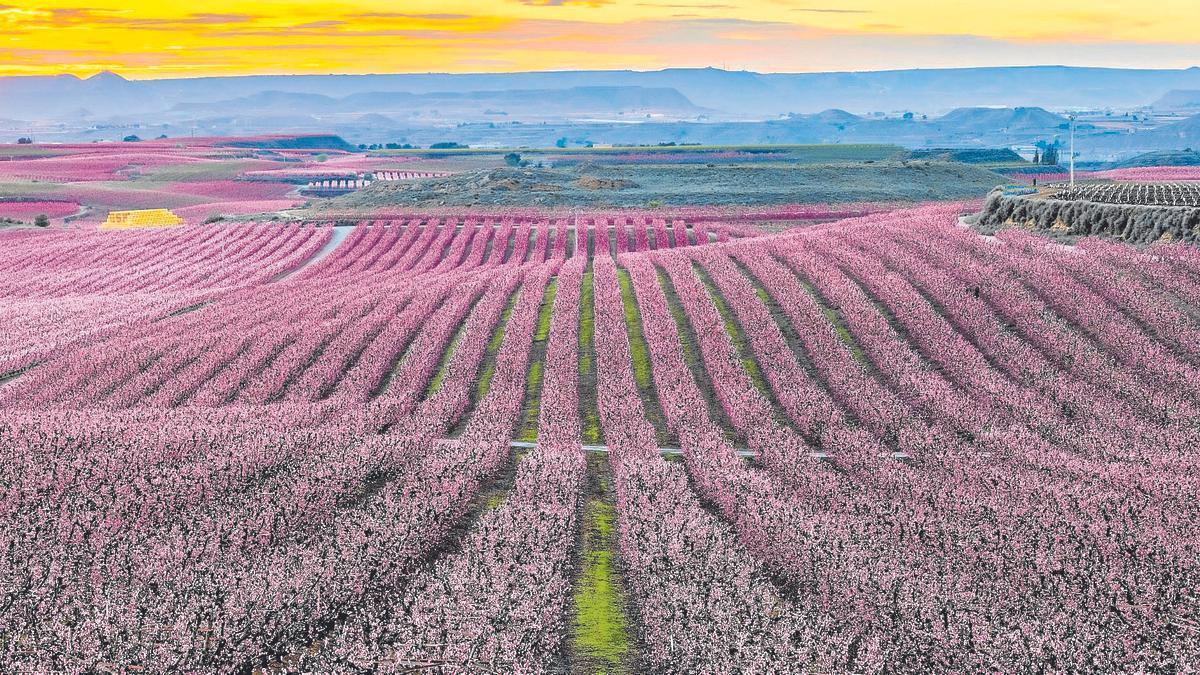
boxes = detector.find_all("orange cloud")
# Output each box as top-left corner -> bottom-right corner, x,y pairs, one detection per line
0,1 -> 1194,78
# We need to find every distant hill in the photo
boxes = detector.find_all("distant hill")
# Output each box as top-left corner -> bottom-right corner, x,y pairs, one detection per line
1109,149 -> 1200,168
1162,112 -> 1200,132
1069,112 -> 1200,159
219,135 -> 356,151
807,109 -> 862,125
3,66 -> 1200,159
171,86 -> 704,120
173,91 -> 339,113
322,106 -> 1076,150
1151,90 -> 1200,111
906,148 -> 1025,164
935,107 -> 1068,132
1152,113 -> 1200,142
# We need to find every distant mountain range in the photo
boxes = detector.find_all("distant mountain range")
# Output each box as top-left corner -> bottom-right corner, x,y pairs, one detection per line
168,86 -> 704,121
2,66 -> 1199,159
4,65 -> 1200,121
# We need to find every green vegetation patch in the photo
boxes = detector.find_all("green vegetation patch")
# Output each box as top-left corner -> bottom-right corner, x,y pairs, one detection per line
793,278 -> 870,366
484,492 -> 506,510
615,269 -> 653,391
0,183 -> 64,199
579,270 -> 603,445
694,264 -> 771,399
475,290 -> 520,402
579,271 -> 595,380
425,318 -> 470,398
134,160 -> 271,181
572,497 -> 631,670
821,306 -> 867,364
654,266 -> 743,446
615,267 -> 674,446
535,279 -> 558,342
310,158 -> 1006,213
517,279 -> 557,442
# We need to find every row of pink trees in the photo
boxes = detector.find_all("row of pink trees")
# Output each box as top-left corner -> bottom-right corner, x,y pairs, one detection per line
4,207 -> 1200,670
315,259 -> 583,671
604,205 -> 1200,669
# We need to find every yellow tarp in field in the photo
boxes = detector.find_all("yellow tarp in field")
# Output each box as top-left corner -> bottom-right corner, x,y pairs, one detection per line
100,209 -> 183,230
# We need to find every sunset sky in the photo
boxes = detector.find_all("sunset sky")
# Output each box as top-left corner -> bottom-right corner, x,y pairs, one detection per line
1,0 -> 1198,78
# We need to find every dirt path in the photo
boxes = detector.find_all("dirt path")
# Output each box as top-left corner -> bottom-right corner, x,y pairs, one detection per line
272,224 -> 354,281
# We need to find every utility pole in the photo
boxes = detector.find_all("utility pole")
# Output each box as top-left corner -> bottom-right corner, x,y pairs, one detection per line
1068,114 -> 1077,188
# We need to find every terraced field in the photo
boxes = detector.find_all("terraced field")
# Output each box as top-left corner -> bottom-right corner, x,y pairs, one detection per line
2,206 -> 1199,672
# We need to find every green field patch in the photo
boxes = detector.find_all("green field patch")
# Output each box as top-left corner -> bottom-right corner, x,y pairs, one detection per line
654,266 -> 744,446
475,290 -> 520,403
820,305 -> 868,365
573,502 -> 626,666
615,270 -> 653,390
484,492 -> 506,510
536,279 -> 558,342
0,147 -> 68,158
579,270 -> 603,445
694,264 -> 773,402
789,273 -> 871,366
615,268 -> 673,446
425,318 -> 470,398
571,456 -> 634,673
133,160 -> 270,181
517,279 -> 557,442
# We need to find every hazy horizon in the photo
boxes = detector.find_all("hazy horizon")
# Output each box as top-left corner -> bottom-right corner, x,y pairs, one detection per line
6,62 -> 1200,83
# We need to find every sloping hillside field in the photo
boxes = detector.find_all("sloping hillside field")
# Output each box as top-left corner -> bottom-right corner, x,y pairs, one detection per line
2,209 -> 1199,672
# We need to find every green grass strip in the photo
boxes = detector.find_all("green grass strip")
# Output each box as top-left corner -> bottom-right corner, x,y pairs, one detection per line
536,279 -> 558,342
615,267 -> 674,446
572,491 -> 631,669
654,266 -> 744,446
694,263 -> 772,399
580,271 -> 596,377
815,300 -> 869,365
579,270 -> 603,445
770,254 -> 871,366
424,318 -> 470,398
655,268 -> 706,375
517,279 -> 557,442
616,269 -> 653,391
475,290 -> 520,402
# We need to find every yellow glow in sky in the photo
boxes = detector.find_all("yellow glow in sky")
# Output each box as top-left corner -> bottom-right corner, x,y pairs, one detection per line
0,0 -> 1197,78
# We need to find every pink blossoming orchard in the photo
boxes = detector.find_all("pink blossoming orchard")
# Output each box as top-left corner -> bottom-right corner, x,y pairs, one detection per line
1,204 -> 1199,673
0,137 -> 440,227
